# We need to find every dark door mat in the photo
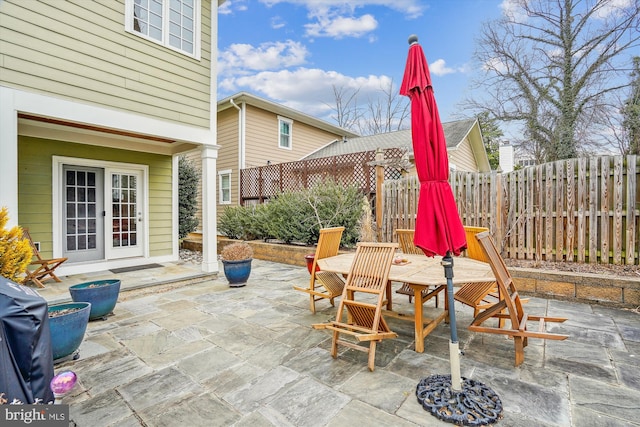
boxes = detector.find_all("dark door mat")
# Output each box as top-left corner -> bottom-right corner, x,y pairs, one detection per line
109,263 -> 164,274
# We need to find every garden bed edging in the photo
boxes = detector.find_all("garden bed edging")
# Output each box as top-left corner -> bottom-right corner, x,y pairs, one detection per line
215,237 -> 640,308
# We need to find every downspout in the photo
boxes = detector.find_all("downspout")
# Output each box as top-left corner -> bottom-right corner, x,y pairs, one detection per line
229,98 -> 245,203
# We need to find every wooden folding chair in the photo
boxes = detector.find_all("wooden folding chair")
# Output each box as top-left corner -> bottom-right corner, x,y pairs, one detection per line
453,226 -> 498,317
21,229 -> 68,288
313,242 -> 399,371
293,227 -> 346,314
394,229 -> 441,307
468,231 -> 568,366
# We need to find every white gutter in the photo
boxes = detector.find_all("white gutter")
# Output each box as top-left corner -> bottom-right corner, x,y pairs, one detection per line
229,98 -> 245,205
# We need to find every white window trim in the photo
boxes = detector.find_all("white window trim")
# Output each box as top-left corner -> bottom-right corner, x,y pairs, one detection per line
124,0 -> 201,60
278,116 -> 293,150
218,169 -> 232,205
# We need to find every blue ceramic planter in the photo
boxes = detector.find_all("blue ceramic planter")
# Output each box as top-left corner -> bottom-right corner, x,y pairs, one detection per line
69,279 -> 121,320
222,259 -> 252,286
48,302 -> 91,361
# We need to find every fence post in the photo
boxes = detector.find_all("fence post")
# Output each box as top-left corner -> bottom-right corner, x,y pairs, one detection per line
495,170 -> 503,249
375,149 -> 384,242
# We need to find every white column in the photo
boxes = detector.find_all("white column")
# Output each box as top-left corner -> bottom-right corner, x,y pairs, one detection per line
202,3 -> 221,274
201,144 -> 219,273
0,87 -> 19,226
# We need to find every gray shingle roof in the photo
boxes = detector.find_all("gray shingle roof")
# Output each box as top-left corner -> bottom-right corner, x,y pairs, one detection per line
304,118 -> 477,159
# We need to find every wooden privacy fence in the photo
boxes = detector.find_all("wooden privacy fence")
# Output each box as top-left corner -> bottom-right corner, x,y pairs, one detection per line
383,155 -> 640,265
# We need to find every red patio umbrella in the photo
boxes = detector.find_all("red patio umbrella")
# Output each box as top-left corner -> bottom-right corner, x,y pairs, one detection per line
399,36 -> 466,257
400,33 -> 466,388
400,36 -> 501,425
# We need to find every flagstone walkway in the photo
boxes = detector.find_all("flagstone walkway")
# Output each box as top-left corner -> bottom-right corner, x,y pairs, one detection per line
43,259 -> 640,426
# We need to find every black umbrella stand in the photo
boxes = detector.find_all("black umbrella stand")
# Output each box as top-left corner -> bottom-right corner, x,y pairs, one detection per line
415,252 -> 503,425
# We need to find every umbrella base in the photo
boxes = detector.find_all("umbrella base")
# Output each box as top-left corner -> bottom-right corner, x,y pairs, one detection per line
416,374 -> 502,426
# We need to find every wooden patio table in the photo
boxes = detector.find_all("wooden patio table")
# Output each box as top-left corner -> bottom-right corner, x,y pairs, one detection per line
317,253 -> 495,353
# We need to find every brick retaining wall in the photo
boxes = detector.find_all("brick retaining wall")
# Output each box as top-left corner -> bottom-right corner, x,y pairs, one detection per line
209,238 -> 640,308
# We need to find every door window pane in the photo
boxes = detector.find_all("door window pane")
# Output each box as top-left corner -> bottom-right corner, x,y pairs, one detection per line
111,173 -> 138,248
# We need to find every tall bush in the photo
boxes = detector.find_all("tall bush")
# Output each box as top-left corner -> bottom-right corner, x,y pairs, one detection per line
264,190 -> 315,244
218,204 -> 269,241
303,179 -> 363,246
0,207 -> 33,282
217,179 -> 365,247
178,156 -> 199,239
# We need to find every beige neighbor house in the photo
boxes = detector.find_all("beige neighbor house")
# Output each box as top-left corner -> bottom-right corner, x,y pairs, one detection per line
183,92 -> 359,229
0,0 -> 226,276
303,118 -> 491,173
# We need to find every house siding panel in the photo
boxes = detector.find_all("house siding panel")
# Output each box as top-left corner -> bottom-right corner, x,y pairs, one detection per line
450,138 -> 478,172
217,108 -> 240,209
17,136 -> 173,258
243,105 -> 341,168
211,96 -> 353,230
0,0 -> 212,128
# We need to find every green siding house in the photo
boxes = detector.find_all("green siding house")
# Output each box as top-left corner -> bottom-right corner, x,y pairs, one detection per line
0,0 -> 225,276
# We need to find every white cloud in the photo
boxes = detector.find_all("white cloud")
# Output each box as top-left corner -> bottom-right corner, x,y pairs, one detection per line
260,0 -> 425,17
305,12 -> 378,39
429,59 -> 456,76
218,40 -> 309,74
500,0 -> 528,23
483,57 -> 508,73
594,0 -> 632,19
219,0 -> 249,14
221,67 -> 397,119
271,16 -> 286,29
259,1 -> 424,41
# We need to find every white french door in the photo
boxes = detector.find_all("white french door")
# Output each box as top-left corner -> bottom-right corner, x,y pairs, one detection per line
62,166 -> 105,262
106,170 -> 144,259
58,159 -> 146,262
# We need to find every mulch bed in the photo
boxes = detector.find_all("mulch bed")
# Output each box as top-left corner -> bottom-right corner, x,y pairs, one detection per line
504,259 -> 640,278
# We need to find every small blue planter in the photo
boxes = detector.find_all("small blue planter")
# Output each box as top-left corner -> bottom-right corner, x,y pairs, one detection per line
69,279 -> 121,320
222,259 -> 252,287
48,302 -> 91,362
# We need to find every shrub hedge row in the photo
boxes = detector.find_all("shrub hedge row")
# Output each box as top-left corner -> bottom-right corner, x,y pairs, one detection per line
218,180 -> 368,247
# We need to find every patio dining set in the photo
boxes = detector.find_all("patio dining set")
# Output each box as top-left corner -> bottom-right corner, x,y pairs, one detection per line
294,226 -> 569,371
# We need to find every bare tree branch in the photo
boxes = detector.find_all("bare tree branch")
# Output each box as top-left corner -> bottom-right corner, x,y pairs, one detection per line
462,0 -> 640,162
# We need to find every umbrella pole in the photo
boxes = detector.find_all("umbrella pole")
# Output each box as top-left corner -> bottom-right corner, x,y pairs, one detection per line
442,252 -> 462,392
415,252 -> 503,425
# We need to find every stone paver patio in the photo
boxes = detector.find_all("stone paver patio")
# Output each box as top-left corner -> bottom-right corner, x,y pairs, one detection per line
41,259 -> 640,426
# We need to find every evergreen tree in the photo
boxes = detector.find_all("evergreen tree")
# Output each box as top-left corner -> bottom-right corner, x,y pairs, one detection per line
477,111 -> 503,170
0,207 -> 32,282
178,157 -> 199,239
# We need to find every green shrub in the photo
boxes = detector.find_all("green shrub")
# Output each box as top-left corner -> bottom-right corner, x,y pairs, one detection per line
303,179 -> 363,246
178,157 -> 199,239
245,203 -> 271,241
217,179 -> 366,247
264,190 -> 315,244
218,206 -> 247,240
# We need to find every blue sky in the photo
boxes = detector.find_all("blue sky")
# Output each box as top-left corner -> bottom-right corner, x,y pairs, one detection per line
217,0 -> 507,129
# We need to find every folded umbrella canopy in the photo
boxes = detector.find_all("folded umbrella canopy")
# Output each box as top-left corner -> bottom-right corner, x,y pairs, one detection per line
400,36 -> 501,425
399,36 -> 467,257
400,32 -> 466,390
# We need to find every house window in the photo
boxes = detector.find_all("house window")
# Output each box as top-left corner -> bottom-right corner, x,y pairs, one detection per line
125,0 -> 200,58
219,170 -> 231,204
517,159 -> 536,168
278,116 -> 292,150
